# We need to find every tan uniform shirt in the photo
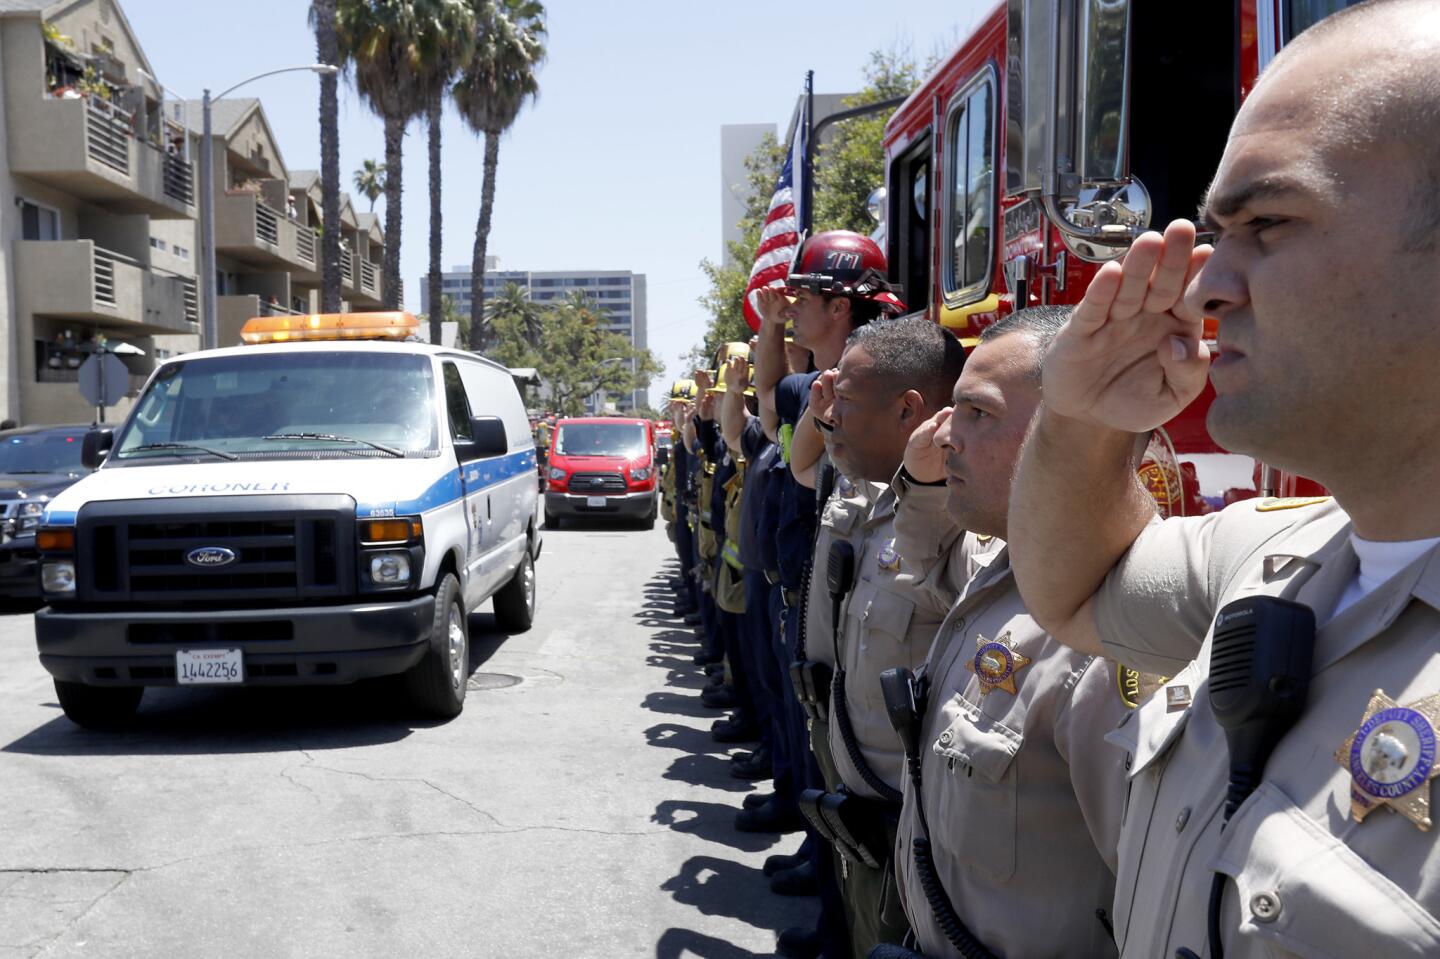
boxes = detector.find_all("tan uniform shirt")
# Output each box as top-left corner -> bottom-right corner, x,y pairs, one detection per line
828,481 -> 960,800
803,473 -> 872,664
893,536 -> 1130,958
1093,496 -> 1440,958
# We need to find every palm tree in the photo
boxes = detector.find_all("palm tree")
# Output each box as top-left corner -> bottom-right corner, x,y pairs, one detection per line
454,0 -> 547,351
490,281 -> 544,348
352,159 -> 386,211
334,0 -> 473,311
309,0 -> 343,313
424,10 -> 475,344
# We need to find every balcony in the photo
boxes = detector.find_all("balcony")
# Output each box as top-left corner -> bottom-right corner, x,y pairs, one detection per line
13,241 -> 199,335
214,191 -> 315,273
8,97 -> 196,220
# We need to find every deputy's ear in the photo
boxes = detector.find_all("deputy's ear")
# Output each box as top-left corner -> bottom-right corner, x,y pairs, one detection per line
899,389 -> 927,423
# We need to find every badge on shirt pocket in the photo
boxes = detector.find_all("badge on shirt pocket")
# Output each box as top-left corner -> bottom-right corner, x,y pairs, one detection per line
1335,689 -> 1440,830
876,537 -> 900,572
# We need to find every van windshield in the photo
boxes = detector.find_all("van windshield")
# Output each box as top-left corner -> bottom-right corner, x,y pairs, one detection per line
554,422 -> 646,458
112,352 -> 438,461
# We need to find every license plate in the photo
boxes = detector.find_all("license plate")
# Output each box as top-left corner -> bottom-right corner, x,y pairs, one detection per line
175,648 -> 244,685
585,497 -> 606,508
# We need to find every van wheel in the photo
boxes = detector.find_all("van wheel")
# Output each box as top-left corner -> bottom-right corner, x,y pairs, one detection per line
493,551 -> 536,632
54,680 -> 143,730
545,510 -> 563,530
403,573 -> 467,719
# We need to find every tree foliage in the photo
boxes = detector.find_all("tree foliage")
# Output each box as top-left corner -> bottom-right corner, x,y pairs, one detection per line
486,291 -> 660,417
812,49 -> 926,233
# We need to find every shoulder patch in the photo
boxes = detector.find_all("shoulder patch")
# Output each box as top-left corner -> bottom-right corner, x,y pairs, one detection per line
1117,665 -> 1169,709
1254,496 -> 1331,512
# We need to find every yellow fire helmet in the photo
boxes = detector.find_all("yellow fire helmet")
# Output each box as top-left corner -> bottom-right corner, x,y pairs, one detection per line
670,378 -> 698,401
708,341 -> 756,396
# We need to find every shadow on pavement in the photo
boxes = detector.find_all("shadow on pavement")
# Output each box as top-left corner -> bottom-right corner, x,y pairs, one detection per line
655,927 -> 767,959
642,690 -> 722,720
645,722 -> 731,755
661,855 -> 787,927
651,799 -> 780,854
663,754 -> 753,793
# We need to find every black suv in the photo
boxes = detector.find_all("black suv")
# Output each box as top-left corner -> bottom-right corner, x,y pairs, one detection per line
0,425 -> 90,597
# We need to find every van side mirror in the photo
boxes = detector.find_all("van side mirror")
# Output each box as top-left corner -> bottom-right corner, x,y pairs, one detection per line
81,428 -> 114,469
455,416 -> 508,462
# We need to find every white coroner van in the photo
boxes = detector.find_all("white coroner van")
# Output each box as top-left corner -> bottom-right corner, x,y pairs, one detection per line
34,313 -> 541,728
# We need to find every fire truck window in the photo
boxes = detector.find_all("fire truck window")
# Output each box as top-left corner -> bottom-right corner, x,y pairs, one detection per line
886,132 -> 931,316
1283,0 -> 1362,42
945,76 -> 995,300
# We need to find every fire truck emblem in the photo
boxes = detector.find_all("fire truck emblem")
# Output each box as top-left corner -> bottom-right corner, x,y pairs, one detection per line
1336,689 -> 1440,830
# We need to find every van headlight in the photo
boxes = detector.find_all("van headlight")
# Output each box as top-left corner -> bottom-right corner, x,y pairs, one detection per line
548,467 -> 567,481
16,502 -> 45,533
42,561 -> 76,595
369,552 -> 411,585
630,467 -> 651,482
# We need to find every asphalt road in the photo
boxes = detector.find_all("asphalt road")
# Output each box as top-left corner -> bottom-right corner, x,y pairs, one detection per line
0,522 -> 813,958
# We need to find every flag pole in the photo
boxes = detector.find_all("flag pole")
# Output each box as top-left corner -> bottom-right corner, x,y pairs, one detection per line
801,70 -> 814,234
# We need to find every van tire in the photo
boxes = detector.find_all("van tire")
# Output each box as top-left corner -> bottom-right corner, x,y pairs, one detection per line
403,573 -> 467,719
493,551 -> 536,632
55,680 -> 143,730
545,510 -> 563,530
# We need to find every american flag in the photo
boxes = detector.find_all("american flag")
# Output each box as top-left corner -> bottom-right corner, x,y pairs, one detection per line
742,94 -> 807,332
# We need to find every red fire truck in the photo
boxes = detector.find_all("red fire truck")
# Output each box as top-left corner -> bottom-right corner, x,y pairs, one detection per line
881,0 -> 1346,514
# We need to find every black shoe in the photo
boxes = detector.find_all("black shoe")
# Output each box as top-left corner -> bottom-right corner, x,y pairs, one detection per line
736,797 -> 804,834
701,685 -> 740,709
711,717 -> 761,744
769,859 -> 818,895
703,663 -> 725,677
744,790 -> 776,811
762,848 -> 805,876
775,925 -> 822,958
692,651 -> 723,667
731,748 -> 773,780
706,671 -> 726,687
683,612 -> 702,626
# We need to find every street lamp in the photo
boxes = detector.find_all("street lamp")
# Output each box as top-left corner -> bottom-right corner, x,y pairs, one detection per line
200,64 -> 339,350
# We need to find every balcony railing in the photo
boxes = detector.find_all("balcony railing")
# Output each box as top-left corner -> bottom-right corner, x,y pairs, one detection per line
162,151 -> 194,206
255,203 -> 281,247
182,277 -> 199,325
93,252 -> 117,307
360,259 -> 378,294
86,97 -> 131,175
340,250 -> 354,283
296,228 -> 316,265
259,300 -> 305,317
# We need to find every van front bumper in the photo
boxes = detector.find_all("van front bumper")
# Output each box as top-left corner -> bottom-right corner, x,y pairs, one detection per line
35,595 -> 435,687
545,490 -> 655,518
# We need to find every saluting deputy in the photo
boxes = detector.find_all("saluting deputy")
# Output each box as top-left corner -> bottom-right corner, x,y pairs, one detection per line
802,317 -> 967,955
887,307 -> 1133,958
1007,3 -> 1440,956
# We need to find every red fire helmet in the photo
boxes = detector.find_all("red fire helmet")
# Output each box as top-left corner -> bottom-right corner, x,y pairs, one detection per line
785,230 -> 906,315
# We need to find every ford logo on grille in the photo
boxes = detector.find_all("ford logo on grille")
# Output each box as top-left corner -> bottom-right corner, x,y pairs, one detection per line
186,546 -> 237,568
591,477 -> 605,486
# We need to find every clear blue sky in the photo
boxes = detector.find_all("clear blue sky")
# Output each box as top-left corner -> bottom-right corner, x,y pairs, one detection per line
123,0 -> 994,405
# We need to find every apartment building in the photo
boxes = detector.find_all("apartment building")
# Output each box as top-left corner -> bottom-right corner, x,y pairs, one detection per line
0,0 -> 199,424
421,261 -> 649,411
179,101 -> 386,346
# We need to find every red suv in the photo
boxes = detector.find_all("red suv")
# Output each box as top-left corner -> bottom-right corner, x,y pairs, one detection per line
544,417 -> 657,529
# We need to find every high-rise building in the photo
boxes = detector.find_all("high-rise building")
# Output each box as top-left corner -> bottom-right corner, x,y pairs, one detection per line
422,261 -> 649,412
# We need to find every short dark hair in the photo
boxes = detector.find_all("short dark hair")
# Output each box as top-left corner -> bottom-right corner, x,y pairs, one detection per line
977,305 -> 1074,382
844,316 -> 965,409
823,294 -> 884,328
